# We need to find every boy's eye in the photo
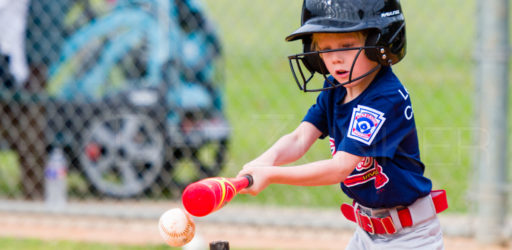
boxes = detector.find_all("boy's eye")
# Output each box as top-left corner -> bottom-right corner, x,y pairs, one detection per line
319,44 -> 356,51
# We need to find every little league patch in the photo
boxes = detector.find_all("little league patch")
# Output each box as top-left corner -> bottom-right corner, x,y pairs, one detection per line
347,105 -> 386,145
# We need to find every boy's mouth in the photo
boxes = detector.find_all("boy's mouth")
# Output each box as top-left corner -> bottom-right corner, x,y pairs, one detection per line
335,69 -> 349,77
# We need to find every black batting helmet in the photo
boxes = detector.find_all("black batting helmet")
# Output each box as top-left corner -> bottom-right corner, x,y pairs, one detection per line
286,0 -> 406,92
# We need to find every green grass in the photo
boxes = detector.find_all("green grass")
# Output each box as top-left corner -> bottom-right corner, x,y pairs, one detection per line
0,237 -> 260,250
0,152 -> 21,198
0,237 -> 171,250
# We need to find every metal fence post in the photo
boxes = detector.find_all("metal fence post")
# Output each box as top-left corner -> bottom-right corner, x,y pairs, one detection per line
475,0 -> 509,244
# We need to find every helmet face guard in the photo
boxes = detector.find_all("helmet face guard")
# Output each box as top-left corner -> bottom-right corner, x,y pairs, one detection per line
286,0 -> 406,92
288,46 -> 382,92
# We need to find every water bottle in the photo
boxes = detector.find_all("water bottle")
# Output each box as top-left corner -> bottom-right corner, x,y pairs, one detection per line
44,148 -> 67,209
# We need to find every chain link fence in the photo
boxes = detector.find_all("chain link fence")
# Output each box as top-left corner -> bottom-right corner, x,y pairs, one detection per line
0,0 -> 511,246
2,0 -> 229,200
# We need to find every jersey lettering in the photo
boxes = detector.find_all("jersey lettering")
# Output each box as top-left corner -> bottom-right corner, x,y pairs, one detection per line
404,106 -> 413,120
399,88 -> 413,120
344,157 -> 389,189
398,88 -> 409,100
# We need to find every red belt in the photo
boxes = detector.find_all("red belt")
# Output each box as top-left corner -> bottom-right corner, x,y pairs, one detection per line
340,190 -> 448,234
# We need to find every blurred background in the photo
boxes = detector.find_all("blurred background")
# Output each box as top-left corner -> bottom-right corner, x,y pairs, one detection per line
0,0 -> 510,249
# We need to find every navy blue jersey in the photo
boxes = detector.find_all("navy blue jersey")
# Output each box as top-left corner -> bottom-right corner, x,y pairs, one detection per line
303,66 -> 432,208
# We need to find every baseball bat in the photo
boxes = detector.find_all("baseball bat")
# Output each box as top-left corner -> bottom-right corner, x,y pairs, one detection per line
182,175 -> 253,217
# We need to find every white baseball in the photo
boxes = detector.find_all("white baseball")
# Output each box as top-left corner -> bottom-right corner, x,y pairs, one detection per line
158,208 -> 196,247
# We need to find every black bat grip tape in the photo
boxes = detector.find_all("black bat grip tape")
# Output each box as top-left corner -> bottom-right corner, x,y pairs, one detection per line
244,174 -> 254,188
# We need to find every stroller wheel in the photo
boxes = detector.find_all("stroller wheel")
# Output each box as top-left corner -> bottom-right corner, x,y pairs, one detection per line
79,113 -> 165,198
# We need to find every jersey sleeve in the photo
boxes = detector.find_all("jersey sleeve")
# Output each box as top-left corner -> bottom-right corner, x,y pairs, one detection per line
337,91 -> 415,158
302,90 -> 329,139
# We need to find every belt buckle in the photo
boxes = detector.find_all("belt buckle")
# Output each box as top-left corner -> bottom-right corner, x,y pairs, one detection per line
356,212 -> 375,234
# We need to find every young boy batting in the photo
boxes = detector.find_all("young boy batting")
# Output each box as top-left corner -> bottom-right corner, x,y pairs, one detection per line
237,0 -> 448,249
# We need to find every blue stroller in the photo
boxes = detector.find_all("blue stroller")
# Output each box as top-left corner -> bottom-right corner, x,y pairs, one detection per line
41,0 -> 229,197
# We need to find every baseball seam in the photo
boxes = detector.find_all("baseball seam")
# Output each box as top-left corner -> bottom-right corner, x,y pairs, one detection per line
160,220 -> 194,238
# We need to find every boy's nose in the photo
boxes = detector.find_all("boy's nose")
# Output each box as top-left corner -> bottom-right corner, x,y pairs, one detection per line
330,52 -> 345,64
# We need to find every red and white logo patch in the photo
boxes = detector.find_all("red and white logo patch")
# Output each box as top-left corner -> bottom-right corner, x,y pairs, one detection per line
329,137 -> 336,156
344,157 -> 389,189
355,157 -> 373,171
347,105 -> 386,145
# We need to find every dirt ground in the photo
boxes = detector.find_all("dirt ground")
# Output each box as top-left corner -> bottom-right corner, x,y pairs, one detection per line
0,211 -> 510,250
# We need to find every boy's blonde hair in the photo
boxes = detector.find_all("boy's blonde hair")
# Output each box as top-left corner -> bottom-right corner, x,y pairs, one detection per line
310,31 -> 368,51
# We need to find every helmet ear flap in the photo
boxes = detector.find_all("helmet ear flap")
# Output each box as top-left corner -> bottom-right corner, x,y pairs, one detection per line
302,38 -> 328,74
364,30 -> 382,62
365,28 -> 404,66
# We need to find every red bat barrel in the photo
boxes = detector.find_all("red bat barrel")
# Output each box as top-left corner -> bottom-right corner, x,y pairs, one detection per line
182,175 -> 253,217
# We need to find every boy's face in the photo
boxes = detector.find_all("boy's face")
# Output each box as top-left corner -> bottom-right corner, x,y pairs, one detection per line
314,32 -> 379,88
